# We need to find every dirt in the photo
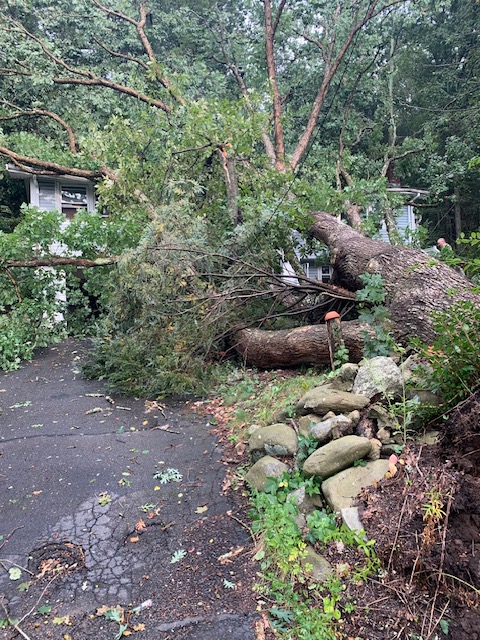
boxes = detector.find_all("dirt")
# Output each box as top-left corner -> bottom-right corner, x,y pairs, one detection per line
347,392 -> 480,640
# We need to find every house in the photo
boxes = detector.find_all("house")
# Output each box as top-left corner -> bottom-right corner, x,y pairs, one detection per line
6,165 -> 97,324
375,186 -> 429,244
6,165 -> 96,217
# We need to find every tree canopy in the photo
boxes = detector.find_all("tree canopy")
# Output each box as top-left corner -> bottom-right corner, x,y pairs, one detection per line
0,0 -> 479,390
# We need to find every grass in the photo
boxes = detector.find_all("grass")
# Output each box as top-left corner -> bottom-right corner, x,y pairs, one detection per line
217,365 -> 326,432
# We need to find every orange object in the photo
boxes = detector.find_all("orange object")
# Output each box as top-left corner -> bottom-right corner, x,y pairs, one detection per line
324,311 -> 341,321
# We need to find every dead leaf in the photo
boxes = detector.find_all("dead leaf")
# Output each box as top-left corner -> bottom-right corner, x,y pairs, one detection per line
218,546 -> 244,564
195,505 -> 208,514
85,407 -> 103,415
386,453 -> 398,478
235,442 -> 247,456
132,623 -> 146,631
32,490 -> 43,495
96,606 -> 110,616
254,620 -> 265,640
129,536 -> 139,543
37,558 -> 61,578
135,518 -> 147,533
221,473 -> 232,493
146,511 -> 157,519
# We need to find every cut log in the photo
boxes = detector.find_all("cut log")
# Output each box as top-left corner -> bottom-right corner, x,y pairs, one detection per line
233,320 -> 370,368
310,212 -> 480,344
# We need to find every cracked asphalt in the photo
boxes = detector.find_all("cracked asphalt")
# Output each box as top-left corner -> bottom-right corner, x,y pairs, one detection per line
0,340 -> 261,639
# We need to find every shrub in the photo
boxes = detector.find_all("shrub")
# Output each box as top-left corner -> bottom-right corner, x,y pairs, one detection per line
411,300 -> 480,408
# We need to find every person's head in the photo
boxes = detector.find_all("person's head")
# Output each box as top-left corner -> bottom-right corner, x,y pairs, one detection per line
437,238 -> 447,247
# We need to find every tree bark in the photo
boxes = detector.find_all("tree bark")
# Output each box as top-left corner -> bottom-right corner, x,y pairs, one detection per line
233,321 -> 369,368
310,212 -> 480,344
233,212 -> 480,368
3,257 -> 117,268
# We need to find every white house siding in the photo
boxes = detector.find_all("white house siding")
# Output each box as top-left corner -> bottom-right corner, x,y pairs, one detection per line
377,204 -> 416,243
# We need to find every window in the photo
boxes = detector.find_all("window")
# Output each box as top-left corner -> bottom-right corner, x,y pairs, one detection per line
61,185 -> 87,219
36,179 -> 93,216
38,179 -> 56,211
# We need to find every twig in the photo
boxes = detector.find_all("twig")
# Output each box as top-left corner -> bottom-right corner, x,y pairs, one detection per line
387,493 -> 408,572
424,491 -> 452,640
0,526 -> 24,551
0,597 -> 32,640
17,574 -> 59,626
227,511 -> 256,542
0,559 -> 34,575
150,425 -> 180,434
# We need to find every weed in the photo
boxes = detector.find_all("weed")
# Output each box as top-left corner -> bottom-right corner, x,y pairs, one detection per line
422,488 -> 447,548
97,492 -> 112,506
218,368 -> 324,430
411,300 -> 480,412
250,472 -> 381,638
296,434 -> 320,466
140,502 -> 156,512
356,273 -> 394,358
153,468 -> 183,483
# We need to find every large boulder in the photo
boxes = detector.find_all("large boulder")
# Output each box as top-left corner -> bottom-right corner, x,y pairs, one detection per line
321,459 -> 390,512
303,435 -> 372,479
297,388 -> 369,415
244,456 -> 289,492
352,356 -> 403,399
249,423 -> 298,456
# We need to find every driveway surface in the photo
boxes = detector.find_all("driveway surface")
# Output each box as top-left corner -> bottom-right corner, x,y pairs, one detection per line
0,340 -> 262,639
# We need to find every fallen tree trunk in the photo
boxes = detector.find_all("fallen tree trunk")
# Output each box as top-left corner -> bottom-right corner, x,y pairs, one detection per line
310,212 -> 480,344
233,320 -> 370,368
233,212 -> 480,368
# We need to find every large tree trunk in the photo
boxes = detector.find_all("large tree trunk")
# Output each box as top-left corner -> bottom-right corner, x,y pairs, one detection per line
233,213 -> 480,368
234,321 -> 369,368
310,212 -> 480,345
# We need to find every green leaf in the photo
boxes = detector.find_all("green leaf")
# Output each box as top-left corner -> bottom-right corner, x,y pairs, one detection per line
105,609 -> 122,623
439,619 -> 450,635
37,605 -> 52,615
8,567 -> 22,581
223,579 -> 237,589
170,549 -> 187,564
114,623 -> 128,640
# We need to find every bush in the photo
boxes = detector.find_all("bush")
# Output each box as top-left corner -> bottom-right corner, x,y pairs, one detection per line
411,300 -> 480,408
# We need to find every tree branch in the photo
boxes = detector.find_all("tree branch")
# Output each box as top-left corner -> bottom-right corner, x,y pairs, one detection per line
8,17 -> 172,113
91,0 -> 185,105
381,146 -> 426,178
0,102 -> 78,153
53,76 -> 171,112
0,145 -> 104,179
92,36 -> 149,71
0,66 -> 31,76
2,257 -> 118,268
264,0 -> 286,171
212,18 -> 277,164
289,0 -> 405,171
273,0 -> 287,36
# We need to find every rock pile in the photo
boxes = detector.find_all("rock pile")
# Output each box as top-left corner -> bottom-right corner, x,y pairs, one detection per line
245,356 -> 434,533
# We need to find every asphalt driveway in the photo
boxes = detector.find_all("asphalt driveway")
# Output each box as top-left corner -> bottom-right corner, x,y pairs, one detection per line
0,340 -> 261,639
